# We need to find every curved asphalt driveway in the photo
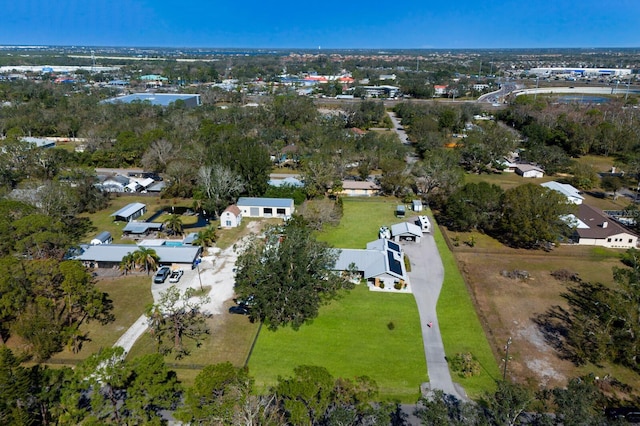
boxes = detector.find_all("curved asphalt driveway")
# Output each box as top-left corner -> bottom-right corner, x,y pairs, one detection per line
402,223 -> 467,401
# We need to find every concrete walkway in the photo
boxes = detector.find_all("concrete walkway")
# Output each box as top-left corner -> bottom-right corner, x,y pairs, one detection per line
402,218 -> 467,401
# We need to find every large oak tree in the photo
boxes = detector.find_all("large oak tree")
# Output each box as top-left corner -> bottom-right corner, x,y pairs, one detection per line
234,217 -> 353,330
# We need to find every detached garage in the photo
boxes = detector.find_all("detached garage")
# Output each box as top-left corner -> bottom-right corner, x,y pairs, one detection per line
236,197 -> 294,219
111,202 -> 146,222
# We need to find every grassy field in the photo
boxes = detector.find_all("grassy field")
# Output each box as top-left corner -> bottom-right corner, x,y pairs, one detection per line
46,274 -> 154,364
317,197 -> 407,248
248,285 -> 426,402
127,300 -> 260,387
463,172 -> 556,191
432,221 -> 501,398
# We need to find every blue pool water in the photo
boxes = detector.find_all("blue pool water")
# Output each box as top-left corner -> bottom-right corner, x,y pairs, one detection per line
164,241 -> 184,247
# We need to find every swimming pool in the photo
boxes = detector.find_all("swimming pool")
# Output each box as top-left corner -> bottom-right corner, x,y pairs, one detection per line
164,241 -> 184,247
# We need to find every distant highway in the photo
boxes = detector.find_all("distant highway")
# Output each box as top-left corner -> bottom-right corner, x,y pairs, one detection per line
478,81 -> 518,104
512,85 -> 640,97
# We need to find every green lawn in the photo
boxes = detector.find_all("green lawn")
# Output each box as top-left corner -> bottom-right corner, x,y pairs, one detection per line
249,197 -> 500,401
317,197 -> 407,248
432,222 -> 501,398
248,285 -> 426,402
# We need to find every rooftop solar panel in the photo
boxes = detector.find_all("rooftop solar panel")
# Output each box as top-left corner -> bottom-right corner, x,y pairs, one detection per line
387,240 -> 401,253
387,250 -> 403,276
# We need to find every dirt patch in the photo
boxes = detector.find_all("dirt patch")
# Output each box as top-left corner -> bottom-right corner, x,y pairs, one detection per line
453,244 -> 629,389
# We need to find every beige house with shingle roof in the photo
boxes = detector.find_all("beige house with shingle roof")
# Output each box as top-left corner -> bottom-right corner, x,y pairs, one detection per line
340,180 -> 381,197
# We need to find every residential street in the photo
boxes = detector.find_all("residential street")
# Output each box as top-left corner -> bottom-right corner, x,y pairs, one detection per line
402,219 -> 468,401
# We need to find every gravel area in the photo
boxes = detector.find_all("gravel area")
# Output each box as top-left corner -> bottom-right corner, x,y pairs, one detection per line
113,223 -> 260,353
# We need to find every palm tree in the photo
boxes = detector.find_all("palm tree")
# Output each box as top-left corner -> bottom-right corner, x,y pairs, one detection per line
133,247 -> 160,275
119,252 -> 136,276
194,226 -> 217,249
164,214 -> 184,236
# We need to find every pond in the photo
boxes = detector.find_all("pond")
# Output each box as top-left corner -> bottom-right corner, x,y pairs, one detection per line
146,206 -> 210,229
556,95 -> 611,104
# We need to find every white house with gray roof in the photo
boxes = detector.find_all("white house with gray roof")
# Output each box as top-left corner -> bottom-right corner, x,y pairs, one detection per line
75,243 -> 202,269
236,197 -> 294,219
333,239 -> 409,291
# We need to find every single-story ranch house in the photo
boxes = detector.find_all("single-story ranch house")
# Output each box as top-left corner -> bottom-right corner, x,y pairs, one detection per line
111,202 -> 147,222
333,239 -> 408,290
339,180 -> 381,197
236,197 -> 294,219
75,243 -> 202,269
568,204 -> 638,249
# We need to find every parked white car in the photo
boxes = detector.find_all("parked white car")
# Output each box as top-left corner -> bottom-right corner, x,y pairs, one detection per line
169,269 -> 184,283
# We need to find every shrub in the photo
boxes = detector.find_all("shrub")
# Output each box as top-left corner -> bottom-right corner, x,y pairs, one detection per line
403,254 -> 411,272
449,352 -> 480,378
387,321 -> 395,330
394,281 -> 403,290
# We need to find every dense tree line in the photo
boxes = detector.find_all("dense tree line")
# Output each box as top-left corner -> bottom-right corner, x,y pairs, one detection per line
497,95 -> 640,172
1,344 -> 621,425
442,182 -> 576,248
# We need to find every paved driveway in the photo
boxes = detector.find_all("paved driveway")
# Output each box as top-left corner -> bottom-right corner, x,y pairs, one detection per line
402,221 -> 467,401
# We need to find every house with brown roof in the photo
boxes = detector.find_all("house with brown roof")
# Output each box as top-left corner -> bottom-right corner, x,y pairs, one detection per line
221,205 -> 242,228
569,204 -> 638,249
515,164 -> 544,178
340,180 -> 381,197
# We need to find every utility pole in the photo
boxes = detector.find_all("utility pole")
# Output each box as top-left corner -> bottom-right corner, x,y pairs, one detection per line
195,258 -> 203,291
502,337 -> 513,380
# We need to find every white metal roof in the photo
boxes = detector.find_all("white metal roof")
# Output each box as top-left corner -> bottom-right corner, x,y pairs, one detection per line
111,202 -> 146,218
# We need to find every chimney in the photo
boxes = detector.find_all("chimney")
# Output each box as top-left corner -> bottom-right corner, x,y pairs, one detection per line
602,221 -> 608,228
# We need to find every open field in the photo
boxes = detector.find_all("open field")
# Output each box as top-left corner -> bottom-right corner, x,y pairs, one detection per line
248,284 -> 426,402
43,275 -> 154,364
463,171 -> 556,190
443,226 -> 640,393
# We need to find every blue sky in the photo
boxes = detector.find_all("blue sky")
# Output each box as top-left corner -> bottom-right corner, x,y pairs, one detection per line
3,1 -> 640,49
